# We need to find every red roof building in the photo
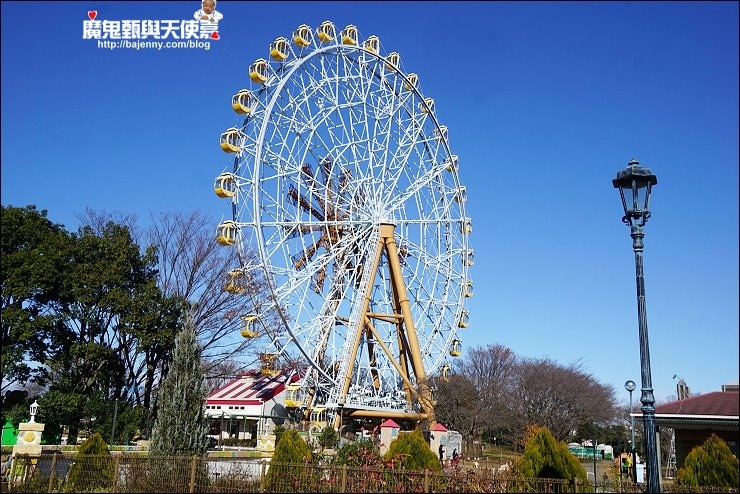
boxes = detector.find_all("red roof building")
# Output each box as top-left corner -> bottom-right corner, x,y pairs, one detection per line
205,369 -> 299,441
635,387 -> 739,472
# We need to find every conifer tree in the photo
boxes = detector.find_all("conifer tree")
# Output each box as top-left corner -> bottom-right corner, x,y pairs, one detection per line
517,426 -> 587,481
384,429 -> 442,471
65,432 -> 114,492
676,433 -> 739,488
265,428 -> 313,491
149,314 -> 209,457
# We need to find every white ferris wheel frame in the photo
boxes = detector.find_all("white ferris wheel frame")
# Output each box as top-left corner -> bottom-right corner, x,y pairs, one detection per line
217,22 -> 472,424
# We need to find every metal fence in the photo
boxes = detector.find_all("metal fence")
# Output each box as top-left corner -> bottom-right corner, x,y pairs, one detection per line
5,453 -> 738,493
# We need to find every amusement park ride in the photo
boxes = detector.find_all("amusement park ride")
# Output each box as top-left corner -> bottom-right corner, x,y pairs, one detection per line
212,21 -> 473,434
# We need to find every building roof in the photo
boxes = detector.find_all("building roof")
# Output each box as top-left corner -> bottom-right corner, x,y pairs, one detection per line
206,369 -> 298,406
655,391 -> 739,417
432,423 -> 448,432
380,419 -> 399,428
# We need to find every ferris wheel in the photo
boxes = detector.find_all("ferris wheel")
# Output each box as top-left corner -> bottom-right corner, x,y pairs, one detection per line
213,21 -> 473,427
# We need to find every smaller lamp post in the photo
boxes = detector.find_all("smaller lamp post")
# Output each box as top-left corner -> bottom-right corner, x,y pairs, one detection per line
593,435 -> 598,491
29,401 -> 39,423
625,380 -> 637,482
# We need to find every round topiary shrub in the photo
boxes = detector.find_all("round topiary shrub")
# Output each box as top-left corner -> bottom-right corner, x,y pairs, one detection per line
384,429 -> 441,471
516,426 -> 587,482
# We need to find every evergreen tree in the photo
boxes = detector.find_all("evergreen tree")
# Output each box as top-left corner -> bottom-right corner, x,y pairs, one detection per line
676,433 -> 739,488
65,432 -> 114,492
517,426 -> 587,481
265,428 -> 313,491
149,314 -> 209,457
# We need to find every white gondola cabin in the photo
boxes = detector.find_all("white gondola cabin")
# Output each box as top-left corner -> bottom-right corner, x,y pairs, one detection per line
460,218 -> 472,234
434,125 -> 448,141
219,128 -> 242,153
446,154 -> 459,172
284,384 -> 304,408
259,353 -> 279,376
363,35 -> 379,54
464,280 -> 474,298
317,20 -> 335,43
240,314 -> 258,338
404,73 -> 419,91
464,249 -> 475,267
249,58 -> 269,84
224,269 -> 246,294
419,97 -> 434,114
441,364 -> 451,382
454,186 -> 467,203
341,24 -> 358,45
214,172 -> 235,198
450,339 -> 462,357
293,24 -> 312,47
216,221 -> 237,246
385,51 -> 400,71
231,89 -> 252,114
270,37 -> 289,61
458,310 -> 470,328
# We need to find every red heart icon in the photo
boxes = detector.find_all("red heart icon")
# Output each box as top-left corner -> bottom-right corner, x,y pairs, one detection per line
88,11 -> 97,20
210,31 -> 220,40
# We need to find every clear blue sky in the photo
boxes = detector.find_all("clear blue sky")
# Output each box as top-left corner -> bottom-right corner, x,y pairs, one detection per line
2,1 -> 738,405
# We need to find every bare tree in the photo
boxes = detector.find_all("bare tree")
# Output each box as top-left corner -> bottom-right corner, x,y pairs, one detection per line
75,209 -> 276,391
432,373 -> 482,439
457,344 -> 517,437
144,210 -> 274,376
508,357 -> 616,443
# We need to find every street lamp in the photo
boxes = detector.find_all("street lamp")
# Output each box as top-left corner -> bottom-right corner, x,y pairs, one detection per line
625,380 -> 637,483
29,400 -> 39,423
613,158 -> 660,493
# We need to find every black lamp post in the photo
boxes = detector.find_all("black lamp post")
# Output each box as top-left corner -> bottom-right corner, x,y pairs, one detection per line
625,379 -> 637,483
613,158 -> 660,493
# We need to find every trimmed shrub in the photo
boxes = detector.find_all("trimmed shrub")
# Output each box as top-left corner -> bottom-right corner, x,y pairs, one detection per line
384,429 -> 441,471
265,428 -> 313,492
517,426 -> 587,481
65,432 -> 114,492
676,433 -> 739,488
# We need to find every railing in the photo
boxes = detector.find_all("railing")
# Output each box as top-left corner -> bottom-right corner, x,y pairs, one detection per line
5,453 -> 739,493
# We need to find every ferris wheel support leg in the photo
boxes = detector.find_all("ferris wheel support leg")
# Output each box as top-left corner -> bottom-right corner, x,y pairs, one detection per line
395,326 -> 413,405
336,230 -> 385,422
381,224 -> 436,427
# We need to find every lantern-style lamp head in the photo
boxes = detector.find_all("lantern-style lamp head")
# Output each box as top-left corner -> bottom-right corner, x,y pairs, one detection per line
29,400 -> 39,422
612,159 -> 658,227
